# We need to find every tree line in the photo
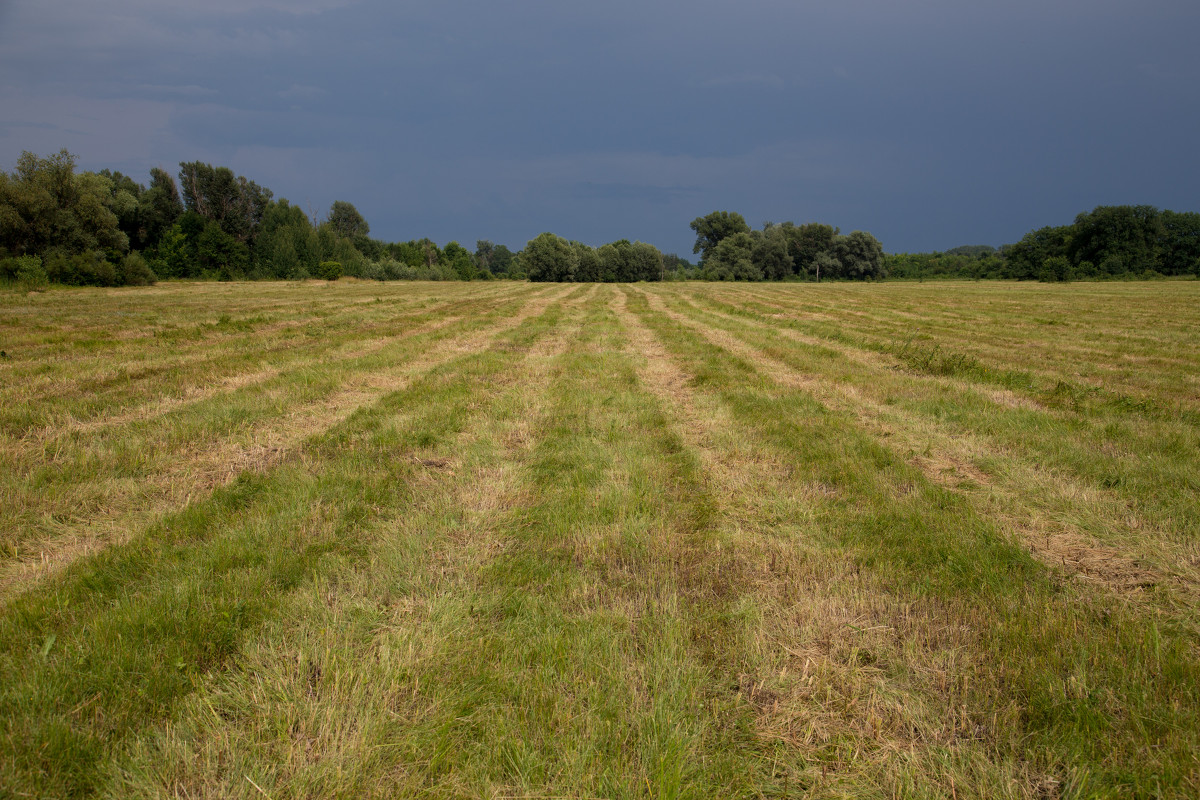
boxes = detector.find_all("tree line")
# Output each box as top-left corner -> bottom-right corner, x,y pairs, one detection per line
518,212 -> 887,284
887,207 -> 1200,281
4,150 -> 1195,288
0,150 -> 527,288
0,150 -> 890,288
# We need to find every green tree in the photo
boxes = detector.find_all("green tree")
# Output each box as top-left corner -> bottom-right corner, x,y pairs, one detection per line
751,226 -> 793,280
327,201 -> 369,239
832,231 -> 885,280
1069,205 -> 1163,275
196,219 -> 249,279
139,167 -> 183,251
573,242 -> 601,282
1160,210 -> 1200,276
690,211 -> 750,264
784,222 -> 837,280
631,241 -> 664,282
178,161 -> 272,244
474,240 -> 495,273
811,251 -> 839,283
595,242 -> 621,282
1004,225 -> 1072,280
98,169 -> 143,248
597,239 -> 639,282
441,241 -> 476,280
254,199 -> 318,279
0,150 -> 129,262
14,255 -> 48,291
1039,255 -> 1073,282
152,223 -> 190,279
118,251 -> 157,286
523,232 -> 577,282
701,232 -> 759,280
492,244 -> 516,276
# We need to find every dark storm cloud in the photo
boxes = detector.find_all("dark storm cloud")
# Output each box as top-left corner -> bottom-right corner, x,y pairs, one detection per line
2,0 -> 1198,254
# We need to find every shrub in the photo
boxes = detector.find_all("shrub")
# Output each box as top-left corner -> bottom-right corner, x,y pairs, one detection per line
16,256 -> 49,291
45,251 -> 119,286
317,261 -> 343,281
354,261 -> 384,281
1039,255 -> 1073,282
119,252 -> 158,286
378,259 -> 412,281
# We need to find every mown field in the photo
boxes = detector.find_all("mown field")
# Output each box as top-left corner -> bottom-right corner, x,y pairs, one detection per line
1,280 -> 1198,799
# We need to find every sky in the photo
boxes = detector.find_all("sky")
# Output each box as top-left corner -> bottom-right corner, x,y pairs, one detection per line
1,0 -> 1198,256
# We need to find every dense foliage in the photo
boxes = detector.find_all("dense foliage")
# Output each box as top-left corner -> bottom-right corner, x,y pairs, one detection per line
888,206 -> 1200,281
687,213 -> 885,282
520,213 -> 887,284
4,151 -> 1196,288
522,234 -> 668,283
0,150 -> 515,287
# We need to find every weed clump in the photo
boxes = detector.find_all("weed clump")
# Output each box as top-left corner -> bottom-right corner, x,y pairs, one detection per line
891,337 -> 982,378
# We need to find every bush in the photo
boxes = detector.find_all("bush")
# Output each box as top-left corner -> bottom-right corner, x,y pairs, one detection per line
354,260 -> 384,281
45,251 -> 119,286
317,261 -> 342,281
378,259 -> 413,281
1039,255 -> 1073,282
16,256 -> 49,291
119,252 -> 158,286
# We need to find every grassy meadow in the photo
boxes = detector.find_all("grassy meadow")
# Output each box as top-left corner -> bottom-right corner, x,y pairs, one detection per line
0,279 -> 1198,799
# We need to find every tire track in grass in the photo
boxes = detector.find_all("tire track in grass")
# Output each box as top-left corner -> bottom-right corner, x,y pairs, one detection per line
652,287 -> 1200,609
102,286 -> 591,799
0,288 -> 571,800
0,284 -> 575,600
624,286 -> 1200,799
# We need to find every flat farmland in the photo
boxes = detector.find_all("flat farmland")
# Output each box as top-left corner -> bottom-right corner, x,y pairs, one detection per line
1,280 -> 1198,799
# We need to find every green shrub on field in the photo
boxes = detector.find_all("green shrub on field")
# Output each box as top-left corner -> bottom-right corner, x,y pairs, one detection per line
17,256 -> 49,291
119,252 -> 157,286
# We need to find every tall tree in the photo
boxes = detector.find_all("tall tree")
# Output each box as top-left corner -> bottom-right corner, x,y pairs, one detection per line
474,240 -> 495,273
0,150 -> 128,260
572,242 -> 601,282
631,241 -> 664,282
832,230 -> 885,280
441,241 -> 476,280
702,232 -> 759,280
1160,210 -> 1200,276
785,222 -> 838,279
523,232 -> 576,282
690,211 -> 750,264
1004,225 -> 1073,280
490,244 -> 516,276
326,200 -> 369,239
1069,205 -> 1163,275
751,226 -> 793,280
97,169 -> 143,247
254,198 -> 318,279
139,167 -> 183,250
178,162 -> 272,244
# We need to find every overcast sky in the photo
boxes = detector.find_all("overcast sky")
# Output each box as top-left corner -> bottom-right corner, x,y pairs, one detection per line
1,0 -> 1197,255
